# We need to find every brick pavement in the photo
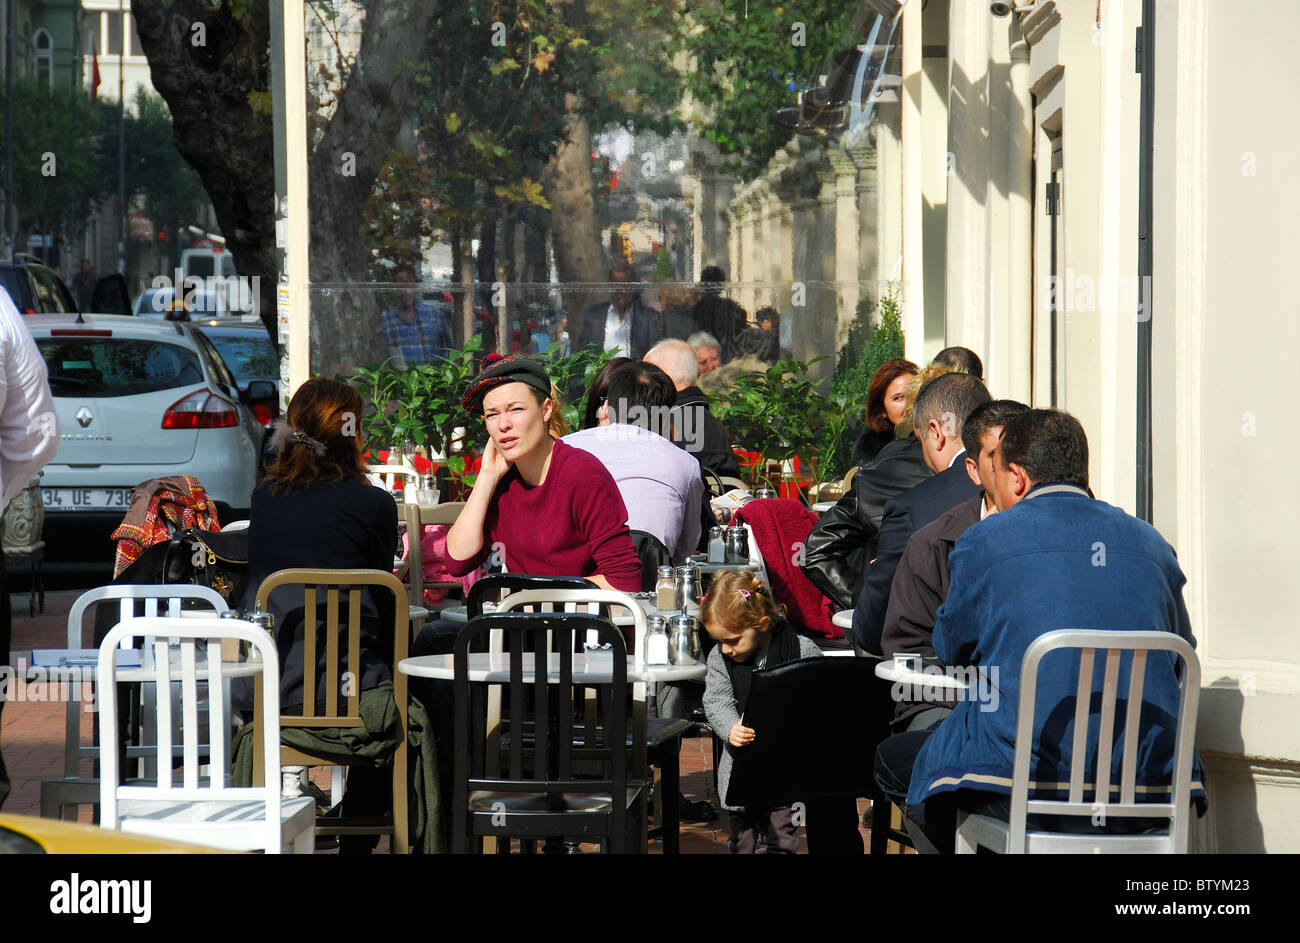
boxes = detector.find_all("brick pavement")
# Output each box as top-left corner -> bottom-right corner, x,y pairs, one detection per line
3,589 -> 886,852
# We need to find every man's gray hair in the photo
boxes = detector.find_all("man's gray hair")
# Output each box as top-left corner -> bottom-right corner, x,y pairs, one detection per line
687,331 -> 721,353
645,339 -> 699,388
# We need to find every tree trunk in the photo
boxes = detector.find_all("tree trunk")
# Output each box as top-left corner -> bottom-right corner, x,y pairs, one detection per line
133,0 -> 440,373
132,0 -> 277,347
305,0 -> 441,376
544,96 -> 606,336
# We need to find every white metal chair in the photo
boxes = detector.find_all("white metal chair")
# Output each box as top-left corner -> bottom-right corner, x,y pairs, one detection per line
97,615 -> 316,854
40,584 -> 230,820
955,629 -> 1200,854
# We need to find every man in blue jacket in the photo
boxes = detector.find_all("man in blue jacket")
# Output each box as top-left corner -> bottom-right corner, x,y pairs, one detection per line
874,408 -> 1204,852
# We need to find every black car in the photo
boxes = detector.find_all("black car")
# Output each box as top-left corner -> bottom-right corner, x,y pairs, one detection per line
0,255 -> 131,315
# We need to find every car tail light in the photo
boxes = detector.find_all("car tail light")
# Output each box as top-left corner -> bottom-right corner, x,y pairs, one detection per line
251,402 -> 276,426
162,389 -> 240,429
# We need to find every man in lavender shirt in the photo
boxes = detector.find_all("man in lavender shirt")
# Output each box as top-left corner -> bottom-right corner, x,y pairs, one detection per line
564,361 -> 703,564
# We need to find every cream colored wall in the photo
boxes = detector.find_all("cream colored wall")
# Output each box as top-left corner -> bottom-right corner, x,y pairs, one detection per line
1151,0 -> 1300,853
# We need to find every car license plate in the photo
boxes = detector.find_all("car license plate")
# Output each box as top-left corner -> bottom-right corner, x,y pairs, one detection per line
40,488 -> 134,511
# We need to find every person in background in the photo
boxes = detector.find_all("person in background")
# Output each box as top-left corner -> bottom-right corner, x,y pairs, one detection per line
565,361 -> 703,563
381,268 -> 452,367
932,346 -> 983,382
688,331 -> 723,376
880,399 -> 1028,732
580,356 -> 634,431
576,262 -> 663,359
690,265 -> 747,361
850,357 -> 919,468
644,339 -> 741,479
0,291 -> 59,809
72,259 -> 97,313
851,371 -> 991,654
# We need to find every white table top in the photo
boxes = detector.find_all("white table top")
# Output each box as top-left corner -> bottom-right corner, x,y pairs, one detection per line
812,501 -> 836,514
18,648 -> 263,682
832,609 -> 854,629
398,652 -> 706,684
684,555 -> 761,574
873,658 -> 970,690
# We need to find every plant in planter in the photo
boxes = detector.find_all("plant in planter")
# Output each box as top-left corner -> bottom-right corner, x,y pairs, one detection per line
714,356 -> 837,498
342,335 -> 486,490
541,342 -> 616,432
819,287 -> 905,479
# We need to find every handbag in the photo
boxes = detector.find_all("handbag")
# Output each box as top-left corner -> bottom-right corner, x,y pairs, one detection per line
161,528 -> 249,606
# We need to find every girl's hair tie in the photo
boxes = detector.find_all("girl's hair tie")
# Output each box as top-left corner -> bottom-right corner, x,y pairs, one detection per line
737,589 -> 751,599
291,429 -> 328,457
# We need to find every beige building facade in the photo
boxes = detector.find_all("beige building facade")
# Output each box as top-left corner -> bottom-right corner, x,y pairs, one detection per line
709,0 -> 1298,851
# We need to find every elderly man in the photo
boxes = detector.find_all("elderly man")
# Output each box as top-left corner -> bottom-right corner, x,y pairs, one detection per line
563,361 -> 703,563
850,372 -> 991,653
687,331 -> 722,376
0,291 -> 59,809
880,400 -> 1028,731
576,262 -> 663,359
644,339 -> 741,479
874,409 -> 1204,853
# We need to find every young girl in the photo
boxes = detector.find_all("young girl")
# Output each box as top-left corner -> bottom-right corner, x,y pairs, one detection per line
701,569 -> 822,853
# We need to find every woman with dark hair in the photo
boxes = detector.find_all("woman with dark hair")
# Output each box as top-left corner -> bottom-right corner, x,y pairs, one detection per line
238,377 -> 399,851
850,357 -> 919,468
581,355 -> 633,430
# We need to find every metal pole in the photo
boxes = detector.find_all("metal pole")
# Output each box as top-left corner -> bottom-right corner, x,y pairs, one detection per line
117,6 -> 125,276
1135,0 -> 1155,522
4,0 -> 14,260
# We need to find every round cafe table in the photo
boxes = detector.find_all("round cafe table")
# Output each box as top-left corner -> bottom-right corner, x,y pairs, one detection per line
398,652 -> 705,684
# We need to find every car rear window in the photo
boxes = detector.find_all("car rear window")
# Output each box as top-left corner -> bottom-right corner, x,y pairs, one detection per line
203,332 -> 277,382
37,338 -> 205,398
0,269 -> 28,311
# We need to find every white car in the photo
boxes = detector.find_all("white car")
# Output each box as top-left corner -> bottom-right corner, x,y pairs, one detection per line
28,314 -> 273,526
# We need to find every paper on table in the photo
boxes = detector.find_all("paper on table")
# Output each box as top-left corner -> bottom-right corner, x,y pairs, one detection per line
30,649 -> 143,669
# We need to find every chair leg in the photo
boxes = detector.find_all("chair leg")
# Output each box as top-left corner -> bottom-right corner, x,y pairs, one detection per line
954,811 -> 977,854
869,799 -> 890,855
292,825 -> 316,855
659,748 -> 681,854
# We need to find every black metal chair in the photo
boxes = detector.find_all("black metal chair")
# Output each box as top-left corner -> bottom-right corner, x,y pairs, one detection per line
451,611 -> 646,853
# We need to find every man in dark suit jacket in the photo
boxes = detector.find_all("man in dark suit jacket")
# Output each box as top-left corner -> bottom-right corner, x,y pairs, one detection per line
880,400 -> 1029,729
850,373 -> 991,653
575,262 -> 663,359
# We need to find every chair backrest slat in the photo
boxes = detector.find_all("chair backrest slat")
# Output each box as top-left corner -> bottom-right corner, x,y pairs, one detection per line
1120,651 -> 1148,805
533,628 -> 550,781
509,642 -> 524,779
207,639 -> 227,787
348,589 -> 362,717
180,639 -> 199,790
1068,648 -> 1094,804
302,586 -> 317,715
154,640 -> 173,789
1092,649 -> 1123,804
325,587 -> 340,717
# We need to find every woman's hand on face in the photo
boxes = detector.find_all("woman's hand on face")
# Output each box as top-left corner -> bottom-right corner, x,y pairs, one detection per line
479,436 -> 512,484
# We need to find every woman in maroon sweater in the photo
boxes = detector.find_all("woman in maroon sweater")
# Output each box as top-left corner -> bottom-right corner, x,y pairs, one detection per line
444,356 -> 641,589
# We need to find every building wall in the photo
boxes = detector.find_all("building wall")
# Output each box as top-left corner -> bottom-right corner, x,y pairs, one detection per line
1150,0 -> 1300,853
948,0 -> 1299,852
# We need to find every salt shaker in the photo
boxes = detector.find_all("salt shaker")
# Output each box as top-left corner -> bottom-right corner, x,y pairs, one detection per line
707,526 -> 726,563
645,616 -> 670,666
655,565 -> 676,609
